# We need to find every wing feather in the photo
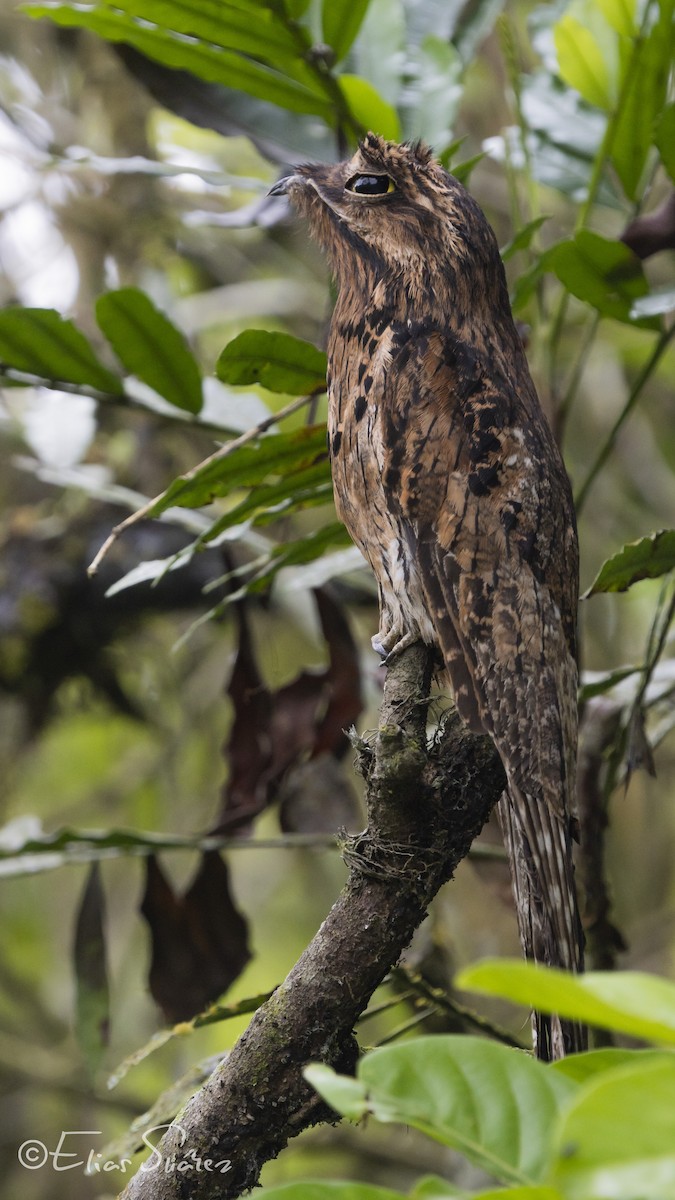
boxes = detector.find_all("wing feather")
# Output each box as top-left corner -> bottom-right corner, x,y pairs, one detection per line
382,329 -> 584,1055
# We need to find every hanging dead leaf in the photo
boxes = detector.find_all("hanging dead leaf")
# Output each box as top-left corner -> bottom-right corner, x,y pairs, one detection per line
141,853 -> 250,1022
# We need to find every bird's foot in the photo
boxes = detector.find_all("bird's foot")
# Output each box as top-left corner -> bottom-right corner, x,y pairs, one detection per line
371,628 -> 418,665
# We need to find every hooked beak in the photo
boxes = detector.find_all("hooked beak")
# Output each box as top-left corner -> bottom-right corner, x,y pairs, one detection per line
268,173 -> 301,197
268,173 -> 316,198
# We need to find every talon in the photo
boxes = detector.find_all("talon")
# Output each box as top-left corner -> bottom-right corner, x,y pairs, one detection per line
384,632 -> 418,664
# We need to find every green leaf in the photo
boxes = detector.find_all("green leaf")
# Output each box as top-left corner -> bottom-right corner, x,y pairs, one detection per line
458,960 -> 675,1045
596,0 -> 636,36
253,1185 -> 407,1200
501,217 -> 549,262
0,817 -> 333,877
410,1177 -> 469,1200
198,461 -> 333,544
656,103 -> 675,182
304,1063 -> 369,1121
22,4 -> 335,120
578,666 -> 640,701
322,0 -> 371,61
511,257 -> 548,313
551,1057 -> 675,1199
73,863 -> 109,1076
584,530 -> 675,595
553,15 -> 615,110
96,288 -> 203,414
335,1037 -> 577,1185
338,75 -> 401,140
610,14 -> 672,200
151,424 -> 328,514
547,232 -> 657,327
448,154 -> 485,186
216,330 -> 327,395
248,522 -> 352,591
0,307 -> 121,393
468,1191 -> 561,1200
551,1047 -> 662,1083
94,0 -> 301,63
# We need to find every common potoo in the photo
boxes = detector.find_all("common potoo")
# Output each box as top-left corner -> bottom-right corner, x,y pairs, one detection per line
272,134 -> 585,1059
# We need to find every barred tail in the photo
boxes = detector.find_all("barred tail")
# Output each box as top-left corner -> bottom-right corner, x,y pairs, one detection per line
497,785 -> 586,1060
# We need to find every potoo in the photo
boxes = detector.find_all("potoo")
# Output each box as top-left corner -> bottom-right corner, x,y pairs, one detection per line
271,134 -> 585,1059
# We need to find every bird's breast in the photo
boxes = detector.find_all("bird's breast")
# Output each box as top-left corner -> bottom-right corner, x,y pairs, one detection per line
327,328 -> 437,648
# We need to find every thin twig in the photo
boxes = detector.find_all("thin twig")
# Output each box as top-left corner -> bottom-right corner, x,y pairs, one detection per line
575,325 -> 675,515
0,365 -> 244,438
87,393 -> 314,576
556,311 -> 601,437
391,966 -> 526,1050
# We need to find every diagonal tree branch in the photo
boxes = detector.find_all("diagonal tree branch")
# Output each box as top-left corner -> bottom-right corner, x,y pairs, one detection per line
119,642 -> 505,1200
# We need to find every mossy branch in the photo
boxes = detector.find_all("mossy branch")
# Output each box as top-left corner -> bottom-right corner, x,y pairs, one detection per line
118,642 -> 504,1200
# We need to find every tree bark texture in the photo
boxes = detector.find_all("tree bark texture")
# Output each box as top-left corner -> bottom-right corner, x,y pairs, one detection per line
119,642 -> 505,1200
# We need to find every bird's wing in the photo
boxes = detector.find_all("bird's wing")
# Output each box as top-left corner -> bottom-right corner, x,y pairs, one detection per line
381,328 -> 583,988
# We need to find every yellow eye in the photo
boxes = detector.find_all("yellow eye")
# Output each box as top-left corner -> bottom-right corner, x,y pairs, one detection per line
346,174 -> 396,195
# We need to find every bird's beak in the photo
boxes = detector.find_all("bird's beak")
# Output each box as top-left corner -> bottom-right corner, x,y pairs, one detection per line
268,174 -> 300,197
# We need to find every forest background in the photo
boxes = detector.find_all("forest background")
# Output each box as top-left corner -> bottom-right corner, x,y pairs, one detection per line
0,0 -> 674,1197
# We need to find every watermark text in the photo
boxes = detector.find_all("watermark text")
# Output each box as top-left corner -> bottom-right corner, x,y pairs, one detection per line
17,1126 -> 232,1177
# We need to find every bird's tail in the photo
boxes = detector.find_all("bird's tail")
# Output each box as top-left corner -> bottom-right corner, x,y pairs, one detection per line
497,785 -> 586,1060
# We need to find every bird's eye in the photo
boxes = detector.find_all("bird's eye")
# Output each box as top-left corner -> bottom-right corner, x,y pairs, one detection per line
345,174 -> 396,196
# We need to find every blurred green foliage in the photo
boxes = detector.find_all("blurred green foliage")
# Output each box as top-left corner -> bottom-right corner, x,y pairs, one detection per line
0,0 -> 674,1196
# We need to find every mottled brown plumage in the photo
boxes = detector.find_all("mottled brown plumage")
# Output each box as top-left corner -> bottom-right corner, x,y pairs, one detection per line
273,134 -> 585,1059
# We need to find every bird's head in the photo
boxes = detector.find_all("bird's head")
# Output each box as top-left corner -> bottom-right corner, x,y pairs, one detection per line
271,134 -> 505,309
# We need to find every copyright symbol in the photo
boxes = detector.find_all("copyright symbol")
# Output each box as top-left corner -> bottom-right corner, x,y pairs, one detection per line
18,1140 -> 48,1169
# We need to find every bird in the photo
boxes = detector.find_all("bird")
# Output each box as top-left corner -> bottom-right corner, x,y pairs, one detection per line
271,134 -> 585,1060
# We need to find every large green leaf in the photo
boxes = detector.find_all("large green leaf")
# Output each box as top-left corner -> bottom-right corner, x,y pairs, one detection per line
584,530 -> 675,595
254,1185 -> 407,1200
304,1063 -> 369,1121
410,1180 -> 467,1200
337,75 -> 400,140
322,0 -> 371,61
471,1191 -> 560,1200
553,14 -> 615,110
308,1037 -> 577,1186
547,232 -> 657,327
150,424 -> 328,514
0,307 -> 121,393
458,960 -> 675,1045
22,3 -> 335,120
96,288 -> 203,414
551,1057 -> 675,1199
610,10 -> 673,200
216,331 -> 327,396
102,0 -> 300,62
595,0 -> 636,37
552,1047 -> 664,1084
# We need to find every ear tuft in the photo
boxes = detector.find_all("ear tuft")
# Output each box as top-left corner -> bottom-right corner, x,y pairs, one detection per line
405,139 -> 434,166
